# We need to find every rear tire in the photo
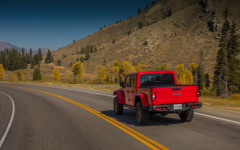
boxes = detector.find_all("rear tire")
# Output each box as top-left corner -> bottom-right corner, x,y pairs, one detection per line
136,102 -> 150,125
179,109 -> 194,122
113,97 -> 123,115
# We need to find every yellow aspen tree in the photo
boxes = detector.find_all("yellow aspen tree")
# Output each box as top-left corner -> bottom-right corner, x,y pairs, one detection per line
136,64 -> 149,72
105,71 -> 111,83
17,69 -> 25,81
0,64 -> 5,80
53,67 -> 60,81
121,61 -> 136,79
186,69 -> 193,84
190,63 -> 197,83
176,64 -> 185,84
156,64 -> 169,71
190,63 -> 197,75
111,66 -> 119,84
96,65 -> 107,82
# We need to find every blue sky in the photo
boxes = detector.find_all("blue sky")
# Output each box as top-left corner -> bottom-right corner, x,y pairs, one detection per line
0,0 -> 152,50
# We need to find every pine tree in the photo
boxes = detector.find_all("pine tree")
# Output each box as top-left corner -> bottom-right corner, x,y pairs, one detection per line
0,64 -> 5,80
33,67 -> 42,81
197,50 -> 204,90
205,73 -> 210,89
137,8 -> 141,14
214,19 -> 230,96
29,48 -> 33,63
45,50 -> 53,64
37,48 -> 43,61
53,67 -> 60,81
85,52 -> 90,60
227,21 -> 240,93
31,58 -> 36,69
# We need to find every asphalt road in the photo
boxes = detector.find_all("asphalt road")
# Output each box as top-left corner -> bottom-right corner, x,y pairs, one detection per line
0,83 -> 240,150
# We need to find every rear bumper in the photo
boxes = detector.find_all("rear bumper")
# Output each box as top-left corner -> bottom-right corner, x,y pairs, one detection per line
151,102 -> 202,113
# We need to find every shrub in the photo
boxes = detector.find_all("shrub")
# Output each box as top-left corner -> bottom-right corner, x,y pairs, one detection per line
72,61 -> 85,81
17,69 -> 25,81
9,72 -> 16,82
143,40 -> 148,45
138,22 -> 143,29
57,60 -> 61,66
62,54 -> 67,59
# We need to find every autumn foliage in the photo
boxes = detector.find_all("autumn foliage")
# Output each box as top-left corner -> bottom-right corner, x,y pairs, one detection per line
0,64 -> 5,80
53,67 -> 60,81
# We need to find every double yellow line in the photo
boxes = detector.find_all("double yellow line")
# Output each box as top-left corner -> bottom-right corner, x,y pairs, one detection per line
4,85 -> 169,150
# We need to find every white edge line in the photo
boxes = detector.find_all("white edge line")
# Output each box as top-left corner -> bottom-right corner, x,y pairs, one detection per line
195,112 -> 240,125
0,91 -> 15,149
4,83 -> 240,126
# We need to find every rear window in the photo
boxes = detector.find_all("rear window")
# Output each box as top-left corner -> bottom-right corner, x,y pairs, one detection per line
140,73 -> 175,87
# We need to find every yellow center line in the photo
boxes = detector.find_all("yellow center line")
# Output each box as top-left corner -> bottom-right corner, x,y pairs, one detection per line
3,85 -> 169,150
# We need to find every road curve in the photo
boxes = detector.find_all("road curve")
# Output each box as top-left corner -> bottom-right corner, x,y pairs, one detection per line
0,83 -> 240,150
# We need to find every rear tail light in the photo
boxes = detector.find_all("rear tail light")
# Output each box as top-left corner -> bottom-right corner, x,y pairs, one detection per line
196,90 -> 201,97
151,93 -> 156,100
190,104 -> 199,108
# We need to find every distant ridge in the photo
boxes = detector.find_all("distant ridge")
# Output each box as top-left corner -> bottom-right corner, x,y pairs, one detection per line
0,41 -> 51,55
0,41 -> 21,51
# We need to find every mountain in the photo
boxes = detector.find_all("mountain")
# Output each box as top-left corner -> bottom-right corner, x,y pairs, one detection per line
51,0 -> 240,75
32,48 -> 50,55
0,41 -> 21,51
0,41 -> 51,55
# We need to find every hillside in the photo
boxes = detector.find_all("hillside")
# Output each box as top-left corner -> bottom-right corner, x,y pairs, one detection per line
51,0 -> 240,75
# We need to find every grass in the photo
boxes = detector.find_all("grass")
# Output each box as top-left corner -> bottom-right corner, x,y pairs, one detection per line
200,96 -> 240,111
11,81 -> 120,93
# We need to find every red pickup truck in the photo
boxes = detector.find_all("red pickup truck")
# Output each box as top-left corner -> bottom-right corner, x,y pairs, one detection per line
113,71 -> 202,124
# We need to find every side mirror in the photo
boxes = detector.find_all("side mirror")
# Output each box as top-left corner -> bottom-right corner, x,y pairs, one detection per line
120,82 -> 125,88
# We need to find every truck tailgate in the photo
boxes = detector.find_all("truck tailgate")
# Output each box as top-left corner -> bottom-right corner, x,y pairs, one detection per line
152,86 -> 199,105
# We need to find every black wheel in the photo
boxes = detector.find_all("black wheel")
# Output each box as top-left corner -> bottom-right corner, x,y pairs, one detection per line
113,97 -> 123,115
136,102 -> 150,125
179,109 -> 194,122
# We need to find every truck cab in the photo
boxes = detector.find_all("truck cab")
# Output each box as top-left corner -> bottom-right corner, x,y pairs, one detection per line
113,71 -> 202,125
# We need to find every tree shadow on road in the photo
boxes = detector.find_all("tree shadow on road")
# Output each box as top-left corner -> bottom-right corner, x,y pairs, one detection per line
101,109 -> 184,127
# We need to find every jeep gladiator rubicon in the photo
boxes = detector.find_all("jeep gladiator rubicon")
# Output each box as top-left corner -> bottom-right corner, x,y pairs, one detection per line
113,71 -> 202,124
